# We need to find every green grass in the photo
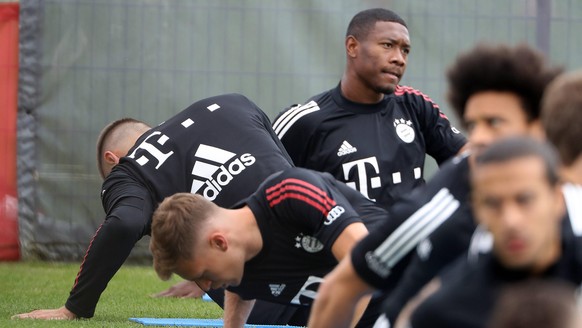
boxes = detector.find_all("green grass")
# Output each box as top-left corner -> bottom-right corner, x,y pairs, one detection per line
0,261 -> 223,327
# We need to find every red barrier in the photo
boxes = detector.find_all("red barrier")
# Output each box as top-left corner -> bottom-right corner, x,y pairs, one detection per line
0,2 -> 20,261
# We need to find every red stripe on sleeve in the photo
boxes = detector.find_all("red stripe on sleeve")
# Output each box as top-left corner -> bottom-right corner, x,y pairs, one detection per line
394,85 -> 441,110
268,192 -> 329,215
266,178 -> 336,214
71,222 -> 104,290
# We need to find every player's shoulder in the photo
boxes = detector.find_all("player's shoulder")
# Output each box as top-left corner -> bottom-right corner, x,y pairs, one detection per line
272,90 -> 334,139
426,152 -> 471,189
205,93 -> 260,109
393,85 -> 439,107
280,89 -> 333,118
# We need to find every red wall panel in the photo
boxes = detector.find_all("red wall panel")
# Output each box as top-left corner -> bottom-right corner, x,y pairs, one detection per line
0,2 -> 20,261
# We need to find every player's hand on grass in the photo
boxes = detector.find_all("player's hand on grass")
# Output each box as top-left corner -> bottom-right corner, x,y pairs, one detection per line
11,306 -> 77,320
152,280 -> 205,298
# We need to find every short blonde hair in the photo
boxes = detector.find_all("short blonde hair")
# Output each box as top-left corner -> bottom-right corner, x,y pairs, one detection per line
150,193 -> 218,280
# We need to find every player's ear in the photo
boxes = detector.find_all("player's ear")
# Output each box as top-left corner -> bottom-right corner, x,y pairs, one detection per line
104,150 -> 120,166
210,234 -> 228,252
345,35 -> 359,58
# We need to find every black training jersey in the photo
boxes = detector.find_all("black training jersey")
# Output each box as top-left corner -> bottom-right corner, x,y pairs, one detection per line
351,154 -> 473,294
408,187 -> 582,328
227,167 -> 387,306
272,84 -> 466,207
68,94 -> 294,319
104,93 -> 294,211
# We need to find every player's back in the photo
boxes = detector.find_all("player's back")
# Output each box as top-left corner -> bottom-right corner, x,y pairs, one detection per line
120,93 -> 294,208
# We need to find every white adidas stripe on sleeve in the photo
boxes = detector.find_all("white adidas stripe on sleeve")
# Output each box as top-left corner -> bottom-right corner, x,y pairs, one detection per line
368,188 -> 460,276
273,101 -> 320,139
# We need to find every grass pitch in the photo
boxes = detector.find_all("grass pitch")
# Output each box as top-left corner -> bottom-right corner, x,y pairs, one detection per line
0,261 -> 223,327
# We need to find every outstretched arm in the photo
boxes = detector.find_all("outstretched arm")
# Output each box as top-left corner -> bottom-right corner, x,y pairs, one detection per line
330,222 -> 369,260
12,192 -> 152,320
311,222 -> 372,328
223,290 -> 255,328
309,254 -> 374,328
393,278 -> 441,328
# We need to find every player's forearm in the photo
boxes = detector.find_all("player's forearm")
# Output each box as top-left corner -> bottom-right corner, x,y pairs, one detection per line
66,217 -> 144,317
309,257 -> 373,328
223,291 -> 255,328
309,284 -> 369,328
331,222 -> 369,261
309,289 -> 357,328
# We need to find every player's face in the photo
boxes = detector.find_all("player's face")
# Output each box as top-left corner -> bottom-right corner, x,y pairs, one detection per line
353,21 -> 410,94
464,91 -> 533,156
174,240 -> 245,291
472,156 -> 564,272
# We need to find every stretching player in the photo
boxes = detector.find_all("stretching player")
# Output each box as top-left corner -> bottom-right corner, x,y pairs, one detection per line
150,167 -> 390,328
273,8 -> 467,208
12,93 -> 311,324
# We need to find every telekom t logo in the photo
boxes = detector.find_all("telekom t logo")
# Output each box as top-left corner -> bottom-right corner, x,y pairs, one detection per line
342,156 -> 381,201
127,131 -> 174,169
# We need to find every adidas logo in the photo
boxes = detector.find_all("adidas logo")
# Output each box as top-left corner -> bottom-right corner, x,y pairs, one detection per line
337,140 -> 357,156
269,284 -> 286,297
190,144 -> 256,201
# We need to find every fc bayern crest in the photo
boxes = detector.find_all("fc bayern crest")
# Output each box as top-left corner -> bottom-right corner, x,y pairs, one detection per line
394,118 -> 415,143
295,233 -> 324,253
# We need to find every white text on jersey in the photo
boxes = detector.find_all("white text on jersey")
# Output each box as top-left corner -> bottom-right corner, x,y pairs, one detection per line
190,144 -> 256,201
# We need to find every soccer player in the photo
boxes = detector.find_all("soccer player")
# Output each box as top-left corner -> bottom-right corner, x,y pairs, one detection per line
12,93 -> 310,324
308,43 -> 562,328
397,68 -> 582,328
150,167 -> 390,328
272,8 -> 467,208
403,137 -> 582,328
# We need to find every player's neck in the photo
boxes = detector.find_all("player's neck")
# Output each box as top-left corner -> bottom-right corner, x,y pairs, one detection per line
229,206 -> 263,261
340,74 -> 384,104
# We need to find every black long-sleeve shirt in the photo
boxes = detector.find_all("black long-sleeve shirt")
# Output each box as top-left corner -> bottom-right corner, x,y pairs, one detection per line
66,93 -> 294,318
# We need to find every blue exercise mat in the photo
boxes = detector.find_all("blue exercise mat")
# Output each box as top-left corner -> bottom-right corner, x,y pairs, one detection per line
129,317 -> 302,327
201,294 -> 213,302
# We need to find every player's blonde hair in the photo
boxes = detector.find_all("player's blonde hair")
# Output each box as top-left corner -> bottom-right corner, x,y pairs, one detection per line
150,193 -> 218,281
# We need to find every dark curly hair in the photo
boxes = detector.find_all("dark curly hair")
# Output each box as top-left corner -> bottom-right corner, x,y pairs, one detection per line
446,43 -> 562,127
